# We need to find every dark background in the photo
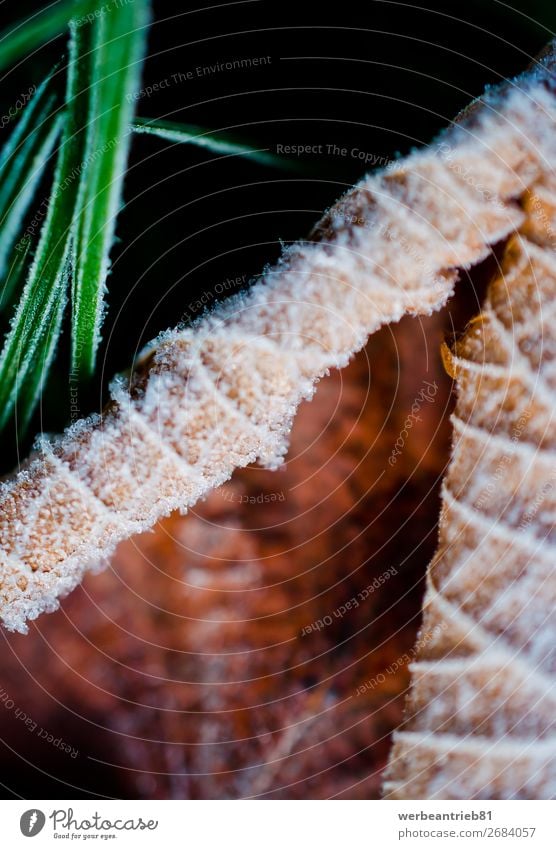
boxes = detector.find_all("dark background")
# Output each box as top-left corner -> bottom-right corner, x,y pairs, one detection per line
0,0 -> 554,470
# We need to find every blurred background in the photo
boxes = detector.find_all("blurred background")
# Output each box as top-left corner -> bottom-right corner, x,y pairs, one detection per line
0,0 -> 554,798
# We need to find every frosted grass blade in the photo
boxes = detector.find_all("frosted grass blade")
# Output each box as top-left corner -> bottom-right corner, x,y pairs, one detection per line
132,116 -> 297,170
0,68 -> 62,277
0,0 -> 99,74
0,237 -> 32,313
0,21 -> 91,433
71,0 -> 150,378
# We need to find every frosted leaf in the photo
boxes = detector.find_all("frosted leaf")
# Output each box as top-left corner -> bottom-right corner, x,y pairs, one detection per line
1,48 -> 555,635
384,161 -> 556,798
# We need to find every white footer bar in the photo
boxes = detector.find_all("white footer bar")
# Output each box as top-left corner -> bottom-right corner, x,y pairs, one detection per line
2,799 -> 554,848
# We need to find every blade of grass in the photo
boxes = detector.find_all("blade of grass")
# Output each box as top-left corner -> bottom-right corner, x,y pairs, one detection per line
0,20 -> 91,434
0,237 -> 32,314
0,67 -> 59,172
0,104 -> 63,279
14,257 -> 69,433
71,0 -> 150,379
0,70 -> 62,277
0,96 -> 60,223
0,0 -> 100,74
132,116 -> 299,170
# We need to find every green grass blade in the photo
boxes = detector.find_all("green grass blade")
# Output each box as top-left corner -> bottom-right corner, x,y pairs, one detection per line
0,19 -> 91,434
0,68 -> 62,276
71,0 -> 150,379
132,116 -> 298,170
0,107 -> 63,279
0,94 -> 59,218
0,67 -> 59,172
0,0 -> 99,74
0,237 -> 32,313
14,257 -> 69,434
